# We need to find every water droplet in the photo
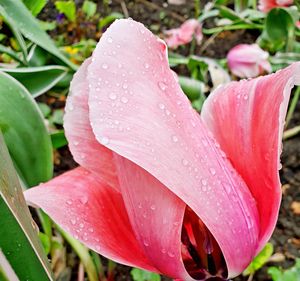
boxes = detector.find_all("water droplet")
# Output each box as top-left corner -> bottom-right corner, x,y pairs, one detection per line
121,97 -> 128,104
209,168 -> 216,176
167,251 -> 175,258
102,63 -> 108,69
144,63 -> 150,69
109,92 -> 117,100
66,200 -> 72,205
244,94 -> 248,100
80,196 -> 88,205
158,103 -> 165,110
202,138 -> 208,146
100,136 -> 110,145
71,218 -> 76,225
201,179 -> 207,186
172,135 -> 178,142
143,240 -> 149,247
88,227 -> 94,233
122,83 -> 128,89
161,248 -> 166,254
182,159 -> 188,166
158,81 -> 167,91
73,141 -> 79,146
150,204 -> 156,210
107,37 -> 113,43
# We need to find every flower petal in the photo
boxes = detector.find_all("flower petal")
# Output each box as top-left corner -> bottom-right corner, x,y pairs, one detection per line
114,155 -> 192,280
24,167 -> 155,271
201,62 -> 300,252
87,19 -> 259,277
64,59 -> 118,190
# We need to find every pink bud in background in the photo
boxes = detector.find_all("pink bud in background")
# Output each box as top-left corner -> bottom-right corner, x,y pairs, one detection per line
227,44 -> 271,78
258,0 -> 293,12
164,19 -> 203,49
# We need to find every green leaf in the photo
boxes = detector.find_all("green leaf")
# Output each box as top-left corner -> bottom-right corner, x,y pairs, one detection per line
38,102 -> 51,118
243,242 -> 274,276
55,0 -> 76,22
268,259 -> 300,281
0,44 -> 24,64
82,0 -> 97,18
0,72 -> 53,187
263,8 -> 297,52
0,0 -> 77,70
178,76 -> 205,101
22,0 -> 47,16
38,232 -> 51,255
0,132 -> 54,280
27,45 -> 51,67
131,268 -> 161,281
1,65 -> 68,97
49,109 -> 64,125
51,130 -> 68,149
98,12 -> 124,29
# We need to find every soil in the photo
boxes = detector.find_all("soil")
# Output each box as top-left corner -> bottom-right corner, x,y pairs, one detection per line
39,1 -> 300,280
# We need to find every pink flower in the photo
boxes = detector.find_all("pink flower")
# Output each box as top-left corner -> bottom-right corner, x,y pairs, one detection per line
25,19 -> 300,280
258,0 -> 293,12
164,19 -> 203,49
227,44 -> 272,78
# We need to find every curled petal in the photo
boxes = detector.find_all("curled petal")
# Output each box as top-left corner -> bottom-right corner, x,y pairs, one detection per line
64,58 -> 118,190
24,167 -> 155,271
87,19 -> 259,278
201,62 -> 300,253
227,44 -> 271,78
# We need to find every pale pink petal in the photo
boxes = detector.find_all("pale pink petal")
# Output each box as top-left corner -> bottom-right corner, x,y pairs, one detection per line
64,58 -> 118,190
87,19 -> 259,278
227,44 -> 271,78
201,62 -> 300,253
24,167 -> 156,271
114,155 -> 193,280
164,19 -> 202,48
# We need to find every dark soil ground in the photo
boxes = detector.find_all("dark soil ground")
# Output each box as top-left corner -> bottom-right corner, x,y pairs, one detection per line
40,1 -> 300,280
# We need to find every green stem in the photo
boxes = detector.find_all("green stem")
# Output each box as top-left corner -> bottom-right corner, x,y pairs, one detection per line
283,125 -> 300,140
194,0 -> 200,18
286,86 -> 300,128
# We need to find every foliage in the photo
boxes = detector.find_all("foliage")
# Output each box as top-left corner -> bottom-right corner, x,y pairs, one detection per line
55,0 -> 76,22
268,259 -> 300,281
131,268 -> 161,281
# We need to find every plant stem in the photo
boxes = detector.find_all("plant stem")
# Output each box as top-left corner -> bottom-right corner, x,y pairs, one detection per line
286,86 -> 300,128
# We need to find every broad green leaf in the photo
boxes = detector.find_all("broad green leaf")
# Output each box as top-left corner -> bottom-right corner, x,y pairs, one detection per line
0,72 -> 53,187
27,45 -> 51,67
38,232 -> 51,255
55,1 -> 76,22
22,0 -> 47,16
243,242 -> 274,276
0,132 -> 54,280
1,65 -> 69,97
131,268 -> 161,281
265,8 -> 296,51
82,0 -> 97,18
0,0 -> 77,70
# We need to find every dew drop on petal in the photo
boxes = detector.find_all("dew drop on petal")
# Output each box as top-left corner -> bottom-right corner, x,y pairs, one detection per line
158,81 -> 167,91
121,97 -> 128,104
209,168 -> 216,176
182,159 -> 188,166
100,136 -> 110,145
172,135 -> 178,143
66,200 -> 72,205
109,92 -> 117,100
70,218 -> 76,225
107,37 -> 113,43
158,103 -> 165,110
102,63 -> 108,69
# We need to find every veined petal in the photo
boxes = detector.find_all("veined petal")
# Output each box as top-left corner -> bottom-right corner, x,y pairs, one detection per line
201,62 -> 300,252
24,167 -> 155,271
114,155 -> 193,280
87,19 -> 259,277
64,58 -> 118,190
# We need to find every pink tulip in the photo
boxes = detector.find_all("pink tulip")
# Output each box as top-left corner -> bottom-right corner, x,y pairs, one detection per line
258,0 -> 293,12
25,19 -> 300,280
227,44 -> 272,78
164,19 -> 203,49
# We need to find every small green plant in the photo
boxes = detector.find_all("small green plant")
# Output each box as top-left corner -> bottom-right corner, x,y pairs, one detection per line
55,0 -> 76,22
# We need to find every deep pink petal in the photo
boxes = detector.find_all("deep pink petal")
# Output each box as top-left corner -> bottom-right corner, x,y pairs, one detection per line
24,167 -> 156,271
258,0 -> 293,12
64,58 -> 118,190
87,19 -> 259,277
201,62 -> 300,253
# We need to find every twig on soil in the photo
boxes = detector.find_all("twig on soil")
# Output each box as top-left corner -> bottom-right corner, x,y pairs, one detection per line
136,0 -> 186,22
283,125 -> 300,140
199,31 -> 221,54
247,273 -> 254,281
